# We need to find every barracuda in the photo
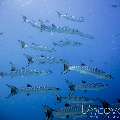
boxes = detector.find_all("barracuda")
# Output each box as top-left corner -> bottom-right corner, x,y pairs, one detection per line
6,84 -> 61,98
43,104 -> 100,120
56,11 -> 86,23
22,16 -> 94,39
66,80 -> 108,95
63,64 -> 112,80
24,54 -> 68,65
18,40 -> 55,52
0,62 -> 52,79
56,95 -> 97,105
53,39 -> 82,47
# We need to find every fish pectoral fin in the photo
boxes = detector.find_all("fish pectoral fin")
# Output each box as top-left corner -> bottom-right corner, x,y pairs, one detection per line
68,91 -> 75,97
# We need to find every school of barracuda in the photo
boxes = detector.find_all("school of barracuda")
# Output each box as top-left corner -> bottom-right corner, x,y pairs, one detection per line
1,10 -> 119,120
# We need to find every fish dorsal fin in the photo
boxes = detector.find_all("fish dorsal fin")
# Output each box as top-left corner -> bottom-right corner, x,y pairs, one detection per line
9,62 -> 16,71
82,80 -> 86,84
27,84 -> 32,87
81,63 -> 86,66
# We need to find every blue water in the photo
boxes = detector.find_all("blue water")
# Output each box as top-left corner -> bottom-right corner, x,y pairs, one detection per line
0,0 -> 120,120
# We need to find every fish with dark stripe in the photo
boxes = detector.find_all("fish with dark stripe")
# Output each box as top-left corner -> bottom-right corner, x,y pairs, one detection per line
0,62 -> 52,79
22,16 -> 94,39
6,84 -> 61,98
24,54 -> 68,65
18,40 -> 55,52
66,80 -> 108,95
63,63 -> 112,80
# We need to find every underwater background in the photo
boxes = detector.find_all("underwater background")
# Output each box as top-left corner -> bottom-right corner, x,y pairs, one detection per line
0,0 -> 120,120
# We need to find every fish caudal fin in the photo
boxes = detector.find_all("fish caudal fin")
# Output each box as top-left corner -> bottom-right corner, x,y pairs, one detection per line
0,72 -> 4,79
18,40 -> 28,49
24,54 -> 34,65
9,62 -> 17,72
6,84 -> 18,98
63,64 -> 69,74
43,105 -> 54,120
56,95 -> 62,103
56,11 -> 61,18
22,15 -> 27,22
65,79 -> 75,96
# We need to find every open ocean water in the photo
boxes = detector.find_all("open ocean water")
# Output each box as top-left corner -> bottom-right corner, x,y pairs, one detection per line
0,0 -> 120,120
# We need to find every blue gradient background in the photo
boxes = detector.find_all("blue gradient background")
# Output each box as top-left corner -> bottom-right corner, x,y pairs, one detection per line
0,0 -> 120,120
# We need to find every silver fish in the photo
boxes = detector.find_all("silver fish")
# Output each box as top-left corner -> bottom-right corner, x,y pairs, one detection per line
56,11 -> 86,23
53,39 -> 82,47
66,80 -> 108,95
24,54 -> 68,65
0,62 -> 52,79
6,84 -> 61,98
22,16 -> 94,39
56,95 -> 97,105
63,64 -> 112,80
43,104 -> 100,120
18,40 -> 55,52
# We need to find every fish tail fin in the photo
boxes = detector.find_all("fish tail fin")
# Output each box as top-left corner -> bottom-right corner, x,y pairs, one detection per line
6,84 -> 18,98
0,72 -> 4,79
68,91 -> 75,97
63,64 -> 69,74
43,105 -> 54,120
65,79 -> 75,95
23,54 -> 34,65
18,40 -> 27,49
98,99 -> 111,113
56,95 -> 62,103
22,15 -> 27,22
56,11 -> 61,18
9,62 -> 17,71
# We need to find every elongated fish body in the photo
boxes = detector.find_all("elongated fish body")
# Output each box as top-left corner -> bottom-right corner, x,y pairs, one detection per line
43,104 -> 100,120
0,67 -> 52,79
75,82 -> 108,91
56,11 -> 86,23
6,84 -> 61,98
30,43 -> 55,52
9,68 -> 52,77
24,54 -> 68,65
66,80 -> 108,94
53,40 -> 82,47
56,95 -> 97,104
64,64 -> 112,80
53,105 -> 87,119
22,16 -> 94,39
18,40 -> 55,52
